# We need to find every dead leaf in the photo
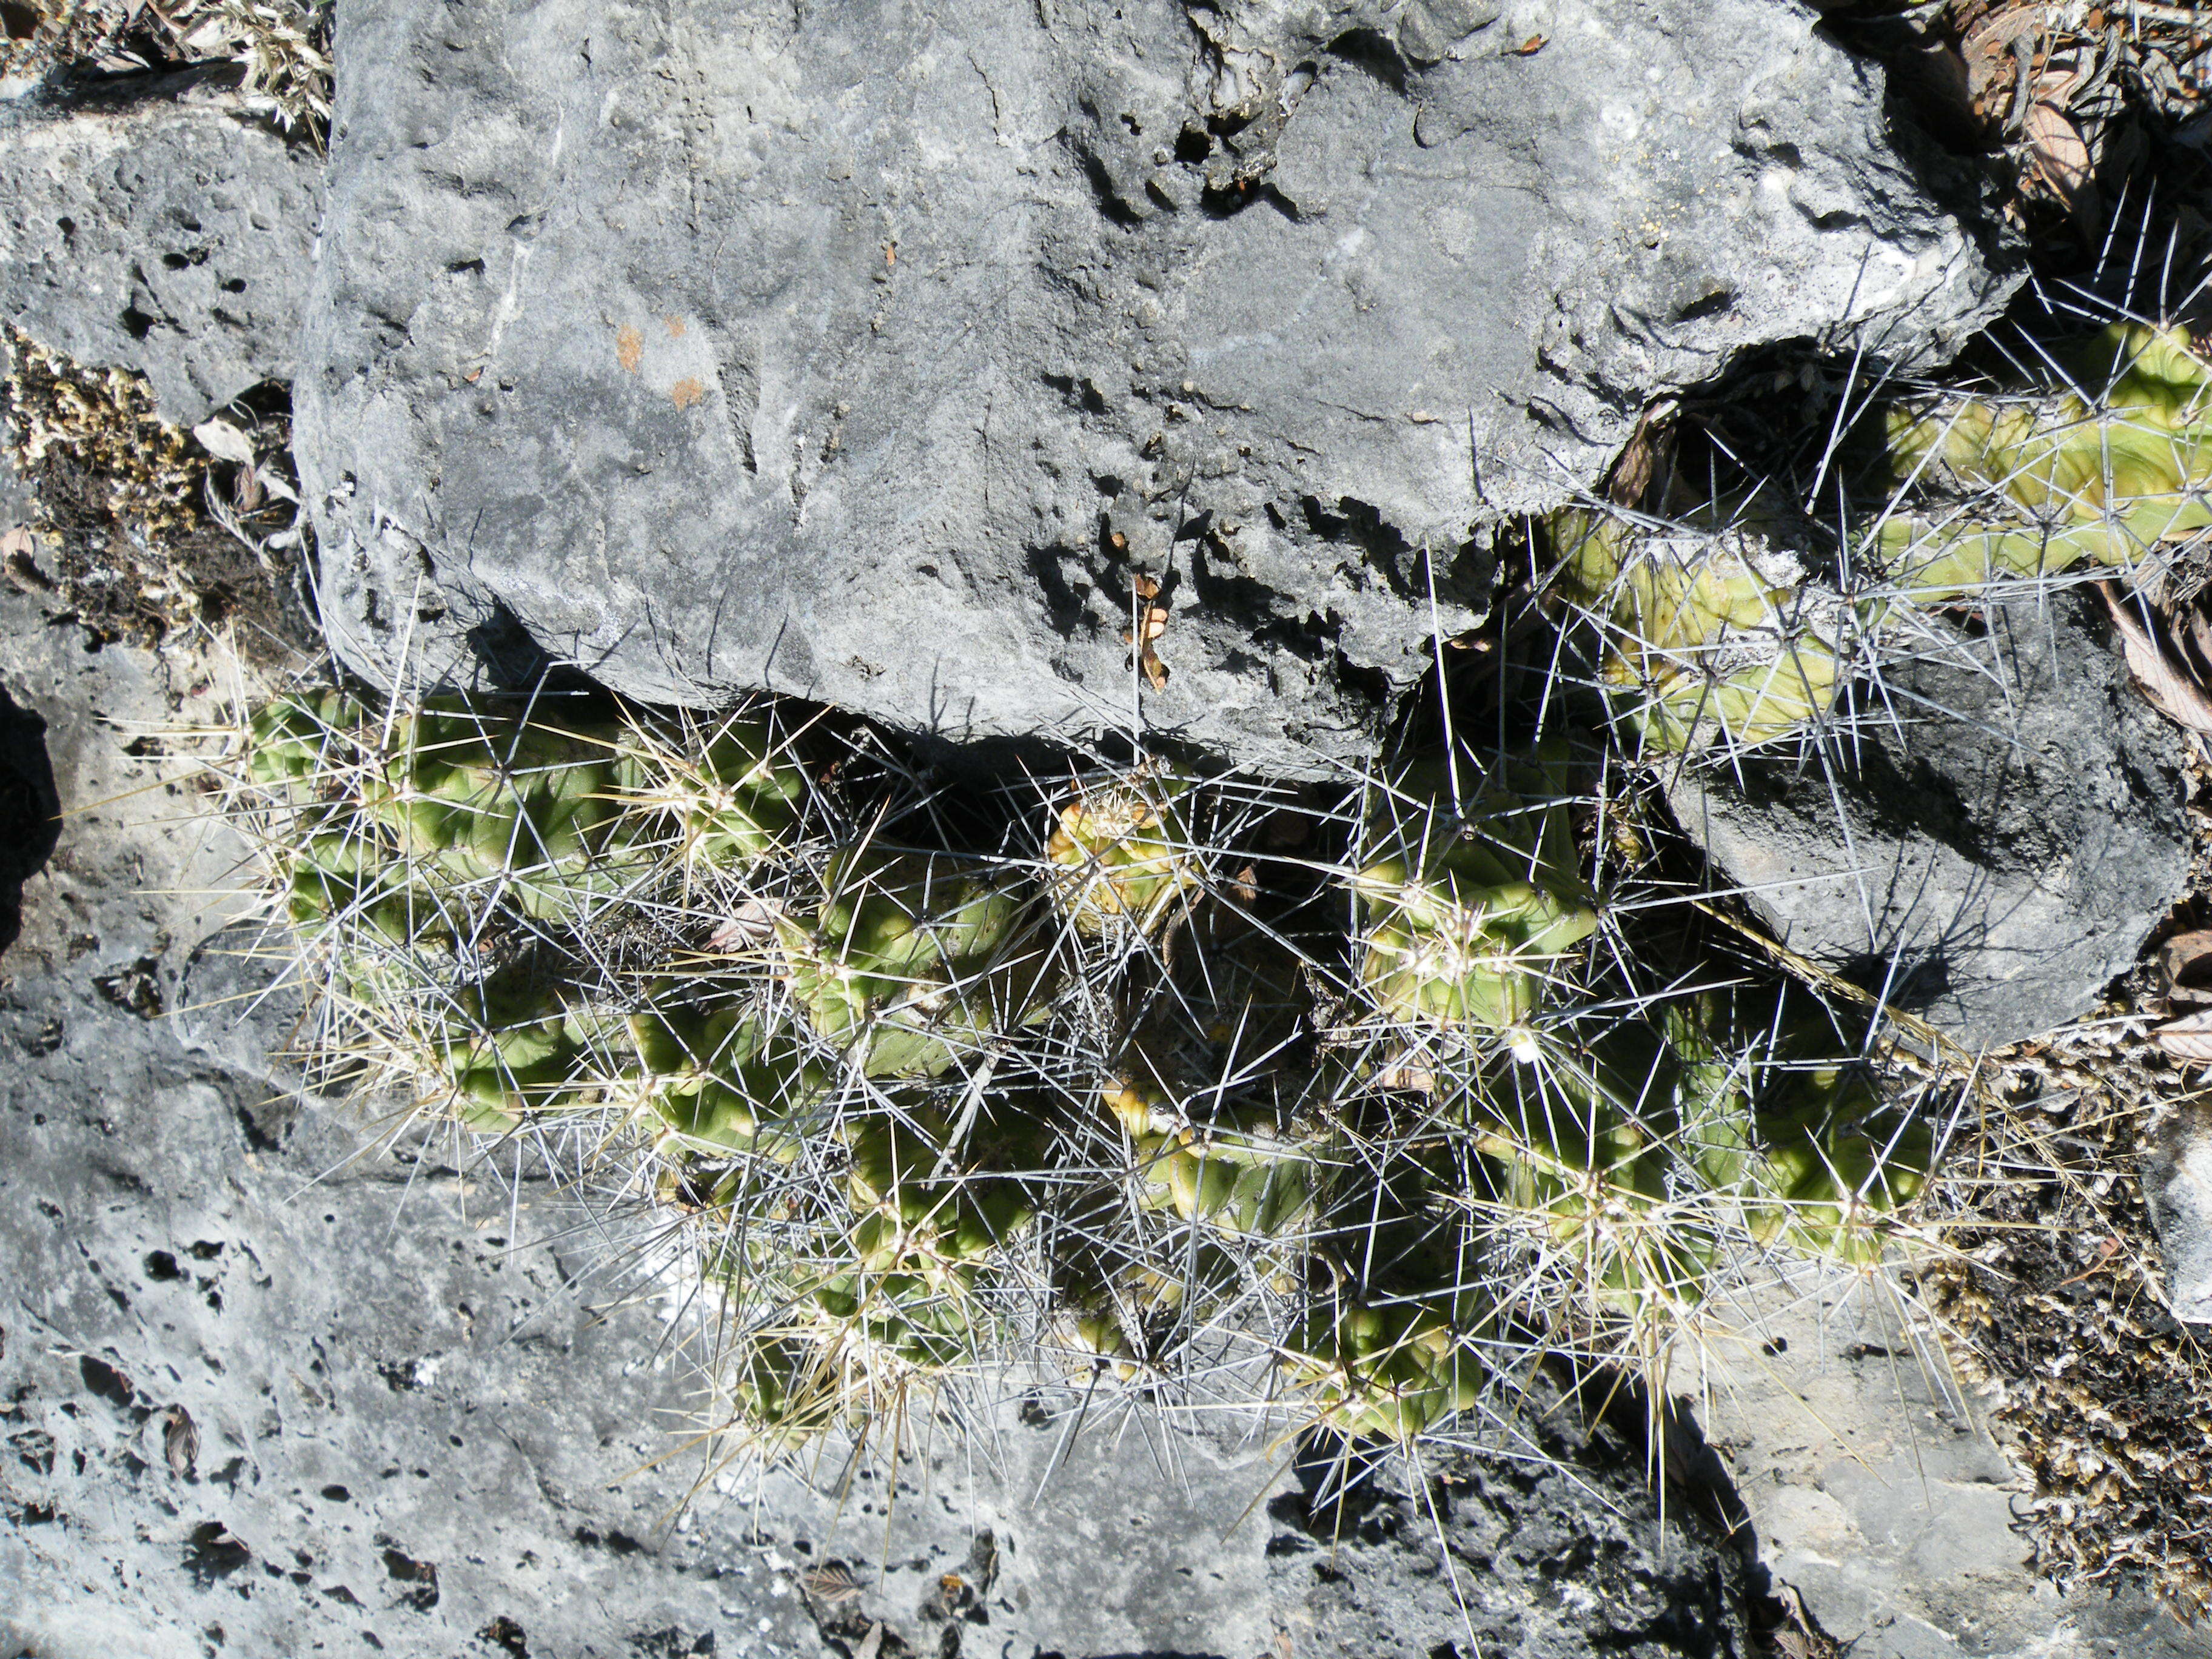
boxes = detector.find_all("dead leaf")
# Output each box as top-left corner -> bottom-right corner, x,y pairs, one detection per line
2188,606 -> 2212,680
2162,930 -> 2212,1003
162,1404 -> 198,1480
190,417 -> 257,467
2097,581 -> 2212,734
799,1563 -> 862,1604
1378,1064 -> 1438,1094
1962,4 -> 2049,112
1605,400 -> 1676,509
1511,33 -> 1546,55
1125,574 -> 1170,689
1,527 -> 53,594
708,897 -> 781,952
2154,1008 -> 2212,1062
2020,99 -> 2093,213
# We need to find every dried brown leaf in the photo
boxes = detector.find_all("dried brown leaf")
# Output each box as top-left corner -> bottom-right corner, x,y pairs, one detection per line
707,897 -> 780,952
1511,33 -> 1546,55
2021,100 -> 2093,209
162,1404 -> 198,1480
0,526 -> 53,594
1962,4 -> 2048,89
2184,604 -> 2212,679
1604,400 -> 1675,509
2153,1008 -> 2212,1062
2096,581 -> 2212,734
2161,930 -> 2212,1002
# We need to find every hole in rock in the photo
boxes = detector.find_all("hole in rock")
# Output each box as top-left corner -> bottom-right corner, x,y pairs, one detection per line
0,684 -> 60,961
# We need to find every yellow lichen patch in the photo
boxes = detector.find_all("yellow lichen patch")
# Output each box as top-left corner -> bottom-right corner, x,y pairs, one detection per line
671,377 -> 705,411
615,324 -> 644,374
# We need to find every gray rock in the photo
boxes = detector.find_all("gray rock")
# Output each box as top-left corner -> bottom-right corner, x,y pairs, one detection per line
0,444 -> 30,533
8,547 -> 2208,1659
0,72 -> 323,426
2148,1106 -> 2212,1324
0,592 -> 831,1658
1264,1386 -> 1754,1659
1666,590 -> 2190,1047
1700,1269 -> 2212,1659
297,0 -> 2014,775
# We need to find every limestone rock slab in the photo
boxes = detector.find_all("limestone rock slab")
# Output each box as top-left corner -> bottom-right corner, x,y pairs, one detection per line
1667,591 -> 2190,1047
0,74 -> 323,424
298,0 -> 2014,773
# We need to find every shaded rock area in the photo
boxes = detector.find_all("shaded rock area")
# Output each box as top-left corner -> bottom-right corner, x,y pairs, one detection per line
0,71 -> 322,426
297,0 -> 2013,774
1263,1386 -> 1753,1659
1666,590 -> 2191,1048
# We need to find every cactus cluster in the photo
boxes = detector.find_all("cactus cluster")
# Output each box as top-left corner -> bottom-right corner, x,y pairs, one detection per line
1551,320 -> 2212,757
1330,751 -> 1932,1375
230,683 -> 1947,1450
240,688 -> 813,1122
233,666 -> 1943,1451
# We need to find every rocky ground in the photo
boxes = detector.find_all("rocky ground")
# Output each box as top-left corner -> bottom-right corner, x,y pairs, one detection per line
4,483 -> 2210,1659
12,1 -> 2212,1655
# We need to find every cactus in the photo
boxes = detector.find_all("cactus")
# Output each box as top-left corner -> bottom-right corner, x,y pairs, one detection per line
1281,1290 -> 1484,1444
1550,507 -> 1854,755
247,689 -> 808,934
1548,323 -> 2212,757
1349,746 -> 1600,1034
1456,1016 -> 1727,1329
706,1098 -> 1042,1440
1044,768 -> 1204,937
1740,1051 -> 1931,1267
619,993 -> 826,1158
1102,1078 -> 1330,1245
773,846 -> 1057,1079
609,711 -> 807,887
230,671 -> 1947,1458
1872,321 -> 2212,602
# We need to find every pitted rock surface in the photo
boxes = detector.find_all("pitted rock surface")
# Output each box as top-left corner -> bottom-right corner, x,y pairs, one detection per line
1262,1391 -> 1754,1659
298,0 -> 2013,774
0,74 -> 322,424
1666,590 -> 2191,1048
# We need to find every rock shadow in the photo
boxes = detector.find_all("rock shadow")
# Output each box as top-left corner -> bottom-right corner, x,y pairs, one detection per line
0,681 -> 60,959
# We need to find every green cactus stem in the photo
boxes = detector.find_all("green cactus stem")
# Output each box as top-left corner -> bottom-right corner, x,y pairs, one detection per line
774,847 -> 1057,1078
1044,769 -> 1203,936
1350,747 -> 1600,1034
1281,1292 -> 1483,1444
1550,508 -> 1852,755
1875,321 -> 2212,602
